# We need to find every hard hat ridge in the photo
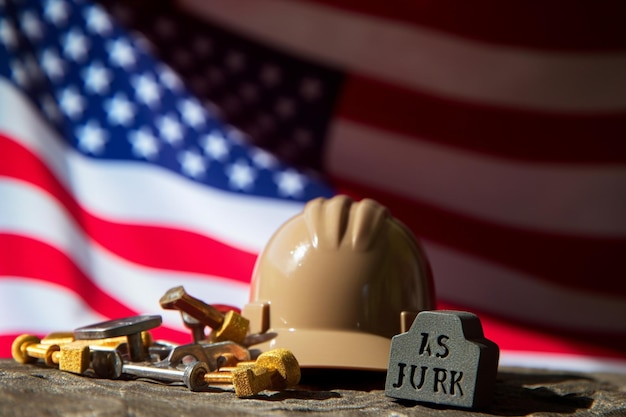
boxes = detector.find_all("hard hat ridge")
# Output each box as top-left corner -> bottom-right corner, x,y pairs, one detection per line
304,196 -> 389,251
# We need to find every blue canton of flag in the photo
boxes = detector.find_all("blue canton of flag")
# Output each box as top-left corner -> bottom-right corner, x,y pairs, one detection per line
0,0 -> 335,201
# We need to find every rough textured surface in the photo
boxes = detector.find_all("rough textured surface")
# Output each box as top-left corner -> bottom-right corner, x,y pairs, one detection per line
1,359 -> 626,416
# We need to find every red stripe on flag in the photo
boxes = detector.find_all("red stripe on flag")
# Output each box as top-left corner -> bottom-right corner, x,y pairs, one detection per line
1,335 -> 26,359
88,221 -> 256,285
306,0 -> 626,51
0,234 -> 136,319
438,301 -> 626,358
0,133 -> 256,284
337,75 -> 626,163
334,180 -> 626,297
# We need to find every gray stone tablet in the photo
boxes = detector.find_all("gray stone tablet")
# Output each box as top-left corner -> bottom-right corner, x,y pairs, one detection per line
385,310 -> 499,409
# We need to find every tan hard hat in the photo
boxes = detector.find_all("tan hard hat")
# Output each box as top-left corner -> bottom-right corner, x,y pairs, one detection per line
243,195 -> 435,370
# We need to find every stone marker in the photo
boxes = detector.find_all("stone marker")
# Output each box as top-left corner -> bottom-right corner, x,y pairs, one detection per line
385,310 -> 499,409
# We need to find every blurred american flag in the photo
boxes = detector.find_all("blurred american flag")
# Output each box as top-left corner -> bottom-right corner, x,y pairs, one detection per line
1,0 -> 625,372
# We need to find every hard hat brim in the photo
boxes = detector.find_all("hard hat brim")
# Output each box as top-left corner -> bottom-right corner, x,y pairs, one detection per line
251,327 -> 392,371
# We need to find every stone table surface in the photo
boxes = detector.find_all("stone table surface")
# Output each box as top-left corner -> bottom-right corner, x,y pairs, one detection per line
1,359 -> 625,417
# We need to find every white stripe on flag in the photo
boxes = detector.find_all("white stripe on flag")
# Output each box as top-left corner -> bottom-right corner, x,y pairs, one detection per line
180,0 -> 626,111
425,241 -> 626,333
0,278 -> 238,336
327,120 -> 626,236
0,279 -> 107,334
89,250 -> 250,329
0,79 -> 302,253
0,178 -> 251,330
0,179 -> 91,271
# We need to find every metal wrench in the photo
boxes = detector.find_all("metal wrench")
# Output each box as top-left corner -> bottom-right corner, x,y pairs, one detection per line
154,341 -> 251,370
91,347 -> 209,391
